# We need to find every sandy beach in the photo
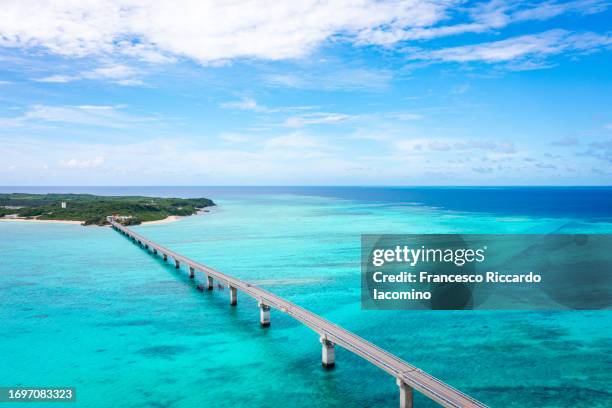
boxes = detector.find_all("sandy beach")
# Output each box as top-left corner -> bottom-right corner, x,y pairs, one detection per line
141,215 -> 182,225
140,209 -> 212,225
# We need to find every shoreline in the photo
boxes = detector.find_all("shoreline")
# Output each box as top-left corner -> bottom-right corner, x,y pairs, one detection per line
140,215 -> 182,225
0,214 -> 192,226
0,218 -> 83,225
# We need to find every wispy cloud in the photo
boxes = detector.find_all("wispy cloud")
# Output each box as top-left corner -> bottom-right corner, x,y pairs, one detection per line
407,29 -> 612,68
0,134 -> 358,184
357,0 -> 609,45
1,131 -> 604,185
474,0 -> 608,25
220,97 -> 264,112
264,133 -> 323,150
34,63 -> 144,86
387,112 -> 423,121
264,68 -> 393,91
58,156 -> 105,169
282,110 -> 422,128
583,139 -> 612,162
0,104 -> 155,127
284,112 -> 353,128
220,97 -> 314,114
218,133 -> 250,143
551,136 -> 580,146
396,138 -> 516,154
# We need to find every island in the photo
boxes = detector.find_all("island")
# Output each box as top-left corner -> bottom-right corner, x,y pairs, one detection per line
0,193 -> 215,226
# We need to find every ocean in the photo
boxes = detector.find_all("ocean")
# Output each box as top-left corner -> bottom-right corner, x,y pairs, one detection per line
1,187 -> 611,407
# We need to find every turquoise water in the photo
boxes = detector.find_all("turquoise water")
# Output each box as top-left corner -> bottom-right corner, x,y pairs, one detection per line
1,190 -> 611,407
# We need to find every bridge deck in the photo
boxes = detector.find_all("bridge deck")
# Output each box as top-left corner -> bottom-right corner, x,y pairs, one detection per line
110,220 -> 486,408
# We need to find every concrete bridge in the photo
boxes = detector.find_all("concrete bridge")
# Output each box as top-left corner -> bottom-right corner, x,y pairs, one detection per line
110,220 -> 487,408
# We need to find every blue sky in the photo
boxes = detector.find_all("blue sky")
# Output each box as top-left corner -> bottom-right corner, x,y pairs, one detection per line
0,0 -> 611,185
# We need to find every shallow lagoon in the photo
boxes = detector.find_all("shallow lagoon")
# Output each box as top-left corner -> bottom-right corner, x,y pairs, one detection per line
1,187 -> 611,407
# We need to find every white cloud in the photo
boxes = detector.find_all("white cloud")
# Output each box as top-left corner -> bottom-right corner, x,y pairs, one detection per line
220,97 -> 315,114
264,74 -> 302,88
58,156 -> 105,169
283,110 -> 422,128
349,129 -> 394,141
219,133 -> 250,143
0,0 -> 607,71
82,64 -> 139,80
0,104 -> 155,127
264,133 -> 322,150
219,98 -> 422,128
34,75 -> 73,83
0,0 -> 448,64
0,134 -> 605,185
396,138 -> 516,154
284,112 -> 353,128
491,0 -> 607,23
34,63 -> 143,85
220,97 -> 262,111
357,0 -> 609,45
264,68 -> 393,90
407,29 -> 612,66
0,135 -> 349,184
388,112 -> 423,121
112,78 -> 145,86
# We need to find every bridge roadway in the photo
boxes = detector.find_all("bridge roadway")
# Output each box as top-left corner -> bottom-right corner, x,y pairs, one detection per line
110,220 -> 487,408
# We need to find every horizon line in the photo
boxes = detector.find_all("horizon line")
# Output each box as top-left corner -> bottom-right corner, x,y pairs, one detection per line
1,185 -> 612,188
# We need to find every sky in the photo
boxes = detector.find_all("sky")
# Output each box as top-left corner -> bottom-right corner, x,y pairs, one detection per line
0,0 -> 611,186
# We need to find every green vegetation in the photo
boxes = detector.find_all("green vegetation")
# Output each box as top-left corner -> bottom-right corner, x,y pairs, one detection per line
0,194 -> 215,226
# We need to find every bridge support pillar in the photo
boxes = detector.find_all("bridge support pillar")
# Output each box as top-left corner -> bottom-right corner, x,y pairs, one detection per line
175,260 -> 180,269
153,249 -> 157,255
207,275 -> 213,290
258,302 -> 270,327
163,254 -> 168,261
320,337 -> 335,368
229,286 -> 237,305
189,267 -> 195,279
396,379 -> 413,408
